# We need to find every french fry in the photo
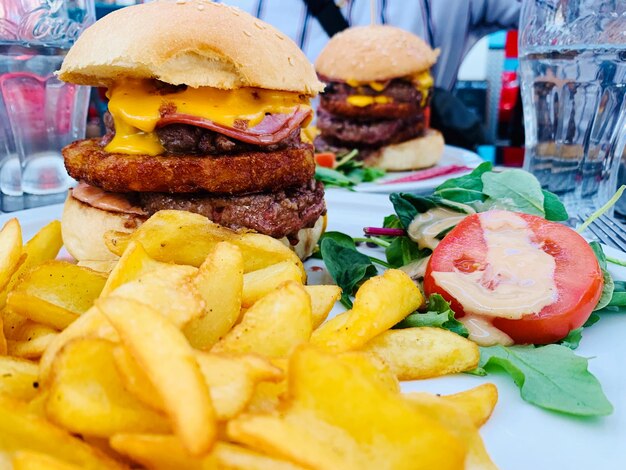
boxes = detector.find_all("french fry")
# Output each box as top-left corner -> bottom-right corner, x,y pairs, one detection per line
311,269 -> 422,352
107,265 -> 203,328
360,327 -> 480,380
304,285 -> 341,329
46,338 -> 170,438
337,351 -> 399,393
443,383 -> 498,428
2,308 -> 28,340
12,450 -> 82,470
214,442 -> 306,470
0,313 -> 6,354
0,218 -> 24,292
183,242 -> 243,350
0,396 -> 125,469
212,281 -> 312,358
109,433 -> 207,470
100,241 -> 169,297
112,347 -> 164,412
98,297 -> 216,456
7,333 -> 57,360
404,392 -> 498,470
39,307 -> 118,385
105,210 -> 304,277
195,352 -> 283,420
7,261 -> 107,330
242,261 -> 302,307
0,356 -> 39,401
228,346 -> 466,470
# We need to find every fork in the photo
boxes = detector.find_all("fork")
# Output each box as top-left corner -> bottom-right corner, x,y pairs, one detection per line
580,212 -> 626,252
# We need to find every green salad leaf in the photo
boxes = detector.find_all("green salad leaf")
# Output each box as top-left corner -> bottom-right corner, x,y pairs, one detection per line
314,149 -> 385,188
479,344 -> 613,416
558,328 -> 584,350
394,294 -> 468,337
481,170 -> 546,217
433,161 -> 491,203
590,242 -> 615,312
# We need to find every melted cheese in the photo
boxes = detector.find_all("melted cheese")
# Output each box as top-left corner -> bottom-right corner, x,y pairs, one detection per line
346,95 -> 393,107
412,71 -> 434,106
431,211 -> 558,320
105,79 -> 311,156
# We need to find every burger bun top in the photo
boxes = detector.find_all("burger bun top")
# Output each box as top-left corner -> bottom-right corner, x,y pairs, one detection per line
58,0 -> 324,94
315,25 -> 439,83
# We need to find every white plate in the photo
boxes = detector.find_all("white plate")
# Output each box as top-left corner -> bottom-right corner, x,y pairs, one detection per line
355,144 -> 484,194
2,192 -> 625,470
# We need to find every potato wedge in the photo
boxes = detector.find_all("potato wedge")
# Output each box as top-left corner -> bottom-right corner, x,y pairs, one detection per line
108,265 -> 203,328
100,241 -> 169,297
228,346 -> 465,470
214,442 -> 306,470
242,261 -> 302,308
98,297 -> 216,456
183,242 -> 243,350
0,396 -> 125,469
2,308 -> 28,340
46,338 -> 170,438
405,392 -> 497,470
212,281 -> 311,358
12,451 -> 82,470
0,314 -> 5,355
0,218 -> 24,292
110,433 -> 208,470
39,307 -> 117,384
105,210 -> 304,277
337,351 -> 399,393
360,327 -> 480,380
0,220 -> 63,311
0,356 -> 39,401
7,333 -> 57,360
195,352 -> 283,420
7,261 -> 107,329
304,285 -> 341,329
443,383 -> 498,428
113,346 -> 164,412
311,270 -> 422,352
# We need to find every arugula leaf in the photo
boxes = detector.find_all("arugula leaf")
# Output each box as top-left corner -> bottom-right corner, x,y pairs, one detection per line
433,161 -> 492,203
314,166 -> 356,188
385,237 -> 430,269
558,328 -> 583,350
479,344 -> 613,416
319,233 -> 378,308
590,242 -> 615,311
481,170 -> 546,217
395,294 -> 469,337
541,190 -> 569,221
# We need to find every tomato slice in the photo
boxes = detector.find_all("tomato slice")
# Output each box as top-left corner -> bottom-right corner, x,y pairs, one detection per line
314,152 -> 337,168
423,210 -> 603,345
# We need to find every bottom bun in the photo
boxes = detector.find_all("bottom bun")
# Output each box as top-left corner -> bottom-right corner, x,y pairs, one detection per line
363,129 -> 445,171
62,193 -> 326,271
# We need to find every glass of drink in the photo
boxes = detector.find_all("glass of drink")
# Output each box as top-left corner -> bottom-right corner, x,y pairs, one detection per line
0,0 -> 94,196
519,1 -> 626,220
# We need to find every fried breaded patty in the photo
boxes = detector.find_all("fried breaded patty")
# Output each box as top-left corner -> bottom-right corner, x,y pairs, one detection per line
63,138 -> 316,195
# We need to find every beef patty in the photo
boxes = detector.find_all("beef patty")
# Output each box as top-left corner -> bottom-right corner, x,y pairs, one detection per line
316,108 -> 425,148
137,179 -> 326,239
64,138 -> 315,195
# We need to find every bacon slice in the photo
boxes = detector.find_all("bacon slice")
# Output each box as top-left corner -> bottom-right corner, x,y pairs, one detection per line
157,107 -> 312,145
72,182 -> 147,215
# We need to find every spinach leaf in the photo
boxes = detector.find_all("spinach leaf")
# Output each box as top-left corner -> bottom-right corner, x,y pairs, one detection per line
395,294 -> 469,337
319,233 -> 378,308
434,161 -> 492,203
558,328 -> 583,350
583,312 -> 601,327
481,169 -> 546,217
590,242 -> 615,311
479,344 -> 613,416
385,237 -> 430,269
541,190 -> 569,221
608,281 -> 626,308
389,193 -> 469,229
314,149 -> 386,188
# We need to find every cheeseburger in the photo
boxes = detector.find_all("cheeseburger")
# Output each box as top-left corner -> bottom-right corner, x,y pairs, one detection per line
314,25 -> 444,171
57,0 -> 326,269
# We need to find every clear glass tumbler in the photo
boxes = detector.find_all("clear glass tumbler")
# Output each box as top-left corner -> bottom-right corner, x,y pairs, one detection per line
519,1 -> 626,220
0,0 -> 94,196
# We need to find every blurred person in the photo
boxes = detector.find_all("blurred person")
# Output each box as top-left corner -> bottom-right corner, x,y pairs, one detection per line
227,0 -> 520,149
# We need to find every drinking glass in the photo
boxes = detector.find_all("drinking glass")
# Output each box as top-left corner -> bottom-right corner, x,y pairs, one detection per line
0,0 -> 94,196
519,0 -> 626,220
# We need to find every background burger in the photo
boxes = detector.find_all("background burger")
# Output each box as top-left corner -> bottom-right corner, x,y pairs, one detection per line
314,25 -> 444,171
58,0 -> 326,270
